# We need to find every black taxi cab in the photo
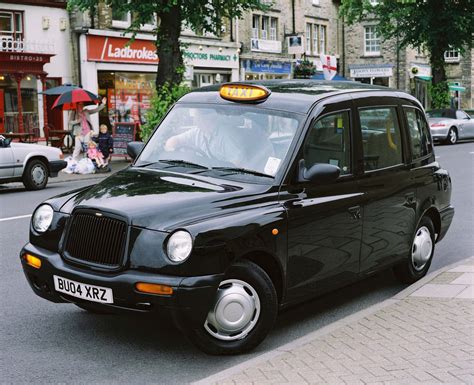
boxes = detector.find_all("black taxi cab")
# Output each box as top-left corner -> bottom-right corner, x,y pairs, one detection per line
20,81 -> 454,355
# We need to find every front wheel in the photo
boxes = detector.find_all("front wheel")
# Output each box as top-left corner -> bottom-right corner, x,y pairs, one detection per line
393,216 -> 435,284
22,159 -> 48,190
446,127 -> 458,145
186,260 -> 278,355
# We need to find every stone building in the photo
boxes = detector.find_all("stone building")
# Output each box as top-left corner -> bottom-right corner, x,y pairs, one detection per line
444,47 -> 473,110
69,2 -> 239,130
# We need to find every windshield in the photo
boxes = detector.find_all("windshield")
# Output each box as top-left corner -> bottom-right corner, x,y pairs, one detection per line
137,104 -> 302,179
426,109 -> 455,119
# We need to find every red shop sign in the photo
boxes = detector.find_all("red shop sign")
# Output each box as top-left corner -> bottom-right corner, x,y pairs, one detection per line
86,35 -> 159,64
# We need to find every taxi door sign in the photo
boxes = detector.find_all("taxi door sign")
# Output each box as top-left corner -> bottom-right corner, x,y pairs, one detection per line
220,84 -> 270,102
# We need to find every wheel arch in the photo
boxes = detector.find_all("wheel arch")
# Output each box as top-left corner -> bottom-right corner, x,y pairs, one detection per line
239,250 -> 284,304
23,155 -> 50,176
422,207 -> 441,241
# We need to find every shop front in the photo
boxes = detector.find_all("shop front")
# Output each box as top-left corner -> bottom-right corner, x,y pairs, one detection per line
182,42 -> 240,88
349,64 -> 394,87
409,63 -> 432,109
79,31 -> 158,133
241,59 -> 292,80
0,48 -> 54,137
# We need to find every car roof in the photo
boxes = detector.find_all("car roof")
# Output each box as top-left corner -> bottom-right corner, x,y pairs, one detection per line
178,80 -> 413,114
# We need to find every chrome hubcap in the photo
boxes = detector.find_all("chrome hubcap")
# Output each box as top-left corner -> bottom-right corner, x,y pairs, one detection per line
412,226 -> 433,271
204,279 -> 260,341
450,130 -> 457,143
32,165 -> 46,185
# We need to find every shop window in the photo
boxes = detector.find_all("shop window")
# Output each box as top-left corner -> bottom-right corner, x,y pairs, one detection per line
359,107 -> 403,171
0,11 -> 23,40
303,111 -> 351,175
444,48 -> 460,63
364,26 -> 380,56
404,107 -> 432,159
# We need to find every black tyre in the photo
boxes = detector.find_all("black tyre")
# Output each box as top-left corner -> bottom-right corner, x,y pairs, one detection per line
186,260 -> 278,355
393,216 -> 435,284
445,127 -> 458,145
23,159 -> 48,190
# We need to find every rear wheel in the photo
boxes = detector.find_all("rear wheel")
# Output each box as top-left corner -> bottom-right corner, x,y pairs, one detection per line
186,260 -> 278,355
393,216 -> 435,284
446,127 -> 458,145
23,159 -> 48,190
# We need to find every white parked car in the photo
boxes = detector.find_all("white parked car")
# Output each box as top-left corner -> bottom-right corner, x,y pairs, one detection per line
427,109 -> 474,144
0,136 -> 67,190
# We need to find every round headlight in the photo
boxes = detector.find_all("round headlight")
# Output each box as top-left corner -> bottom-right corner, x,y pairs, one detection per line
167,230 -> 193,263
32,204 -> 54,233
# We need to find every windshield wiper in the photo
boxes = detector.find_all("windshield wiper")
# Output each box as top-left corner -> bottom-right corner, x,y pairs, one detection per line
158,159 -> 209,170
211,167 -> 274,179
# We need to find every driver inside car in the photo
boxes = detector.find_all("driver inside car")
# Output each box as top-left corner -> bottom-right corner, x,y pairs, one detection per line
164,109 -> 246,166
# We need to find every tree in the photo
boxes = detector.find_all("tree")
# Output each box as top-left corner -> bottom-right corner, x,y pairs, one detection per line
340,0 -> 474,85
69,0 -> 268,90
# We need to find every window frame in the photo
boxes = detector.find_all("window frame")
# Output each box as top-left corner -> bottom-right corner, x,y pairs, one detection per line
357,105 -> 405,173
444,48 -> 460,63
301,108 -> 354,178
252,14 -> 260,39
269,17 -> 277,41
364,25 -> 381,56
0,10 -> 24,40
402,105 -> 433,162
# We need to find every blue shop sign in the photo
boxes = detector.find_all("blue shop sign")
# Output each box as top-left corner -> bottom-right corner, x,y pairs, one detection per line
244,59 -> 291,74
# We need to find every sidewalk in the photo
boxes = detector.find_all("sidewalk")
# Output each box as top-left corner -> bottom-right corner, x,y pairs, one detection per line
50,158 -> 131,184
196,258 -> 474,385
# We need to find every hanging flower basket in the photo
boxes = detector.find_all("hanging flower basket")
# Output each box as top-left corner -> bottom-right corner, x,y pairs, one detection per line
294,59 -> 316,79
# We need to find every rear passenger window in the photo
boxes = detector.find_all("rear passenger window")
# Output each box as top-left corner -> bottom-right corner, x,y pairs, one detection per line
359,107 -> 403,171
303,111 -> 351,175
404,107 -> 433,159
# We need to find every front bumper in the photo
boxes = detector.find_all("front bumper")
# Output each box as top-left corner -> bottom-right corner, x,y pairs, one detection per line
20,243 -> 223,328
437,205 -> 455,243
49,160 -> 67,177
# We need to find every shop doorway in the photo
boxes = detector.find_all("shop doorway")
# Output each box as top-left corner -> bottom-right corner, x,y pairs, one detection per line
45,78 -> 64,131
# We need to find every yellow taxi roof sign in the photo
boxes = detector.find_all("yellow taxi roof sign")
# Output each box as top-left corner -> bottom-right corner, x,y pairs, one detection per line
220,84 -> 271,102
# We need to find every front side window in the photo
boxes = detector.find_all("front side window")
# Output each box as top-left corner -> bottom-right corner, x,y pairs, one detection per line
456,110 -> 469,120
137,104 -> 302,180
302,111 -> 351,175
404,107 -> 432,159
360,107 -> 403,171
364,26 -> 380,56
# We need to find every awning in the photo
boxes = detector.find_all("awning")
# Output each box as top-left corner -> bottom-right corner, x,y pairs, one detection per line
449,84 -> 466,92
311,72 -> 350,81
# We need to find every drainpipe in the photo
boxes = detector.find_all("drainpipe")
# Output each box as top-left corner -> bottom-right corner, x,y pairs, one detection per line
396,23 -> 400,89
342,17 -> 346,77
292,0 -> 295,34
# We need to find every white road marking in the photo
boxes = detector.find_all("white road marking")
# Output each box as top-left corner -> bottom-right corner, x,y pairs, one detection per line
0,214 -> 32,222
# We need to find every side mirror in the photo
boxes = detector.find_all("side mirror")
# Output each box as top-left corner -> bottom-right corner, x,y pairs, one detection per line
127,141 -> 145,160
298,160 -> 341,183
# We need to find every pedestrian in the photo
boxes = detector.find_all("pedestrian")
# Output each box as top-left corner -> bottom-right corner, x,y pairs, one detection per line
69,97 -> 106,160
94,124 -> 114,165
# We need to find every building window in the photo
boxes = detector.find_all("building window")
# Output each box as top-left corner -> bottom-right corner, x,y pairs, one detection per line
112,8 -> 156,31
364,25 -> 380,56
306,22 -> 327,55
252,15 -> 278,41
0,11 -> 23,40
444,48 -> 460,63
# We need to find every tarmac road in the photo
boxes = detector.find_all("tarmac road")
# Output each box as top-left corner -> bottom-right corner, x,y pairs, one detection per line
0,141 -> 472,384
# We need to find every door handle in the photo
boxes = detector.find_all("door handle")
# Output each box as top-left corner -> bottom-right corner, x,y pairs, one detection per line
348,205 -> 361,220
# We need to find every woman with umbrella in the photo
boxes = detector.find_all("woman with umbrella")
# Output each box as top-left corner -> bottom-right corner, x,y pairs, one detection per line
52,88 -> 106,160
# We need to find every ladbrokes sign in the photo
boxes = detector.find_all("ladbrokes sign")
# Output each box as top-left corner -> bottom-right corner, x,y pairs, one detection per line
86,35 -> 159,64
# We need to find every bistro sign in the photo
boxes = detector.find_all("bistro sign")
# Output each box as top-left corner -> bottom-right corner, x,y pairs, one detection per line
87,35 -> 158,64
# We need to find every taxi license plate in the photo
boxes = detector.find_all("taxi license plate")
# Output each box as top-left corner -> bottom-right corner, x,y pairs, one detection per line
53,275 -> 113,304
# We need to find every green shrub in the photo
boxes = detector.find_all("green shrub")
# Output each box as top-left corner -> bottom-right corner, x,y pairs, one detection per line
294,59 -> 316,79
429,82 -> 450,109
140,83 -> 190,141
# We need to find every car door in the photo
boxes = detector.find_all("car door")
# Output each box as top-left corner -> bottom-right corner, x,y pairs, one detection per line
456,110 -> 474,139
355,96 -> 417,274
282,97 -> 363,303
0,142 -> 15,178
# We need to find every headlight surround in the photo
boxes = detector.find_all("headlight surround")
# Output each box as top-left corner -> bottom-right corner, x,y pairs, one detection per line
32,204 -> 54,233
166,230 -> 193,263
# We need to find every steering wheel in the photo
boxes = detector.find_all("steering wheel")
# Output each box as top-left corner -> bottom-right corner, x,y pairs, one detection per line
178,145 -> 210,159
